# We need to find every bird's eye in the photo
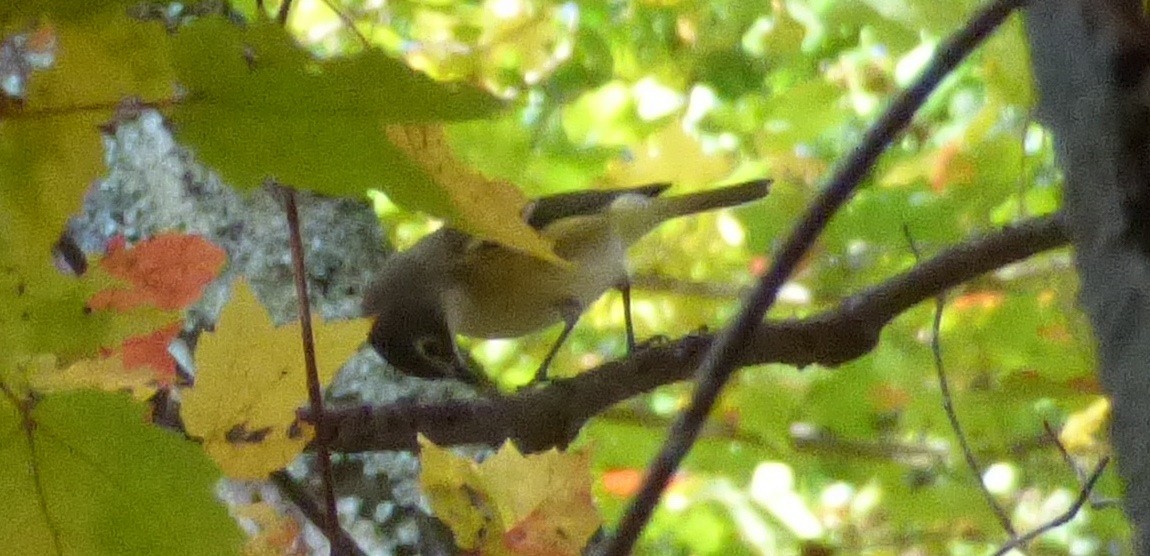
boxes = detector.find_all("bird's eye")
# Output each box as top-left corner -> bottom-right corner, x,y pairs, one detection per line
414,335 -> 454,363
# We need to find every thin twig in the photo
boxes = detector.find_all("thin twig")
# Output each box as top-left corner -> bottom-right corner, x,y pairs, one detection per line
992,457 -> 1110,556
1043,420 -> 1078,476
270,471 -> 367,556
276,183 -> 350,554
276,0 -> 294,26
905,224 -> 1017,537
317,0 -> 371,47
599,1 -> 1030,553
1042,420 -> 1122,510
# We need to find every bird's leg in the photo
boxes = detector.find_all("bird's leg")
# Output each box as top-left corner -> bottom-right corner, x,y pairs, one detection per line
532,299 -> 582,384
618,279 -> 637,353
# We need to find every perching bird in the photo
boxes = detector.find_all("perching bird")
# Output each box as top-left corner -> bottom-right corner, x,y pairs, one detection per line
363,178 -> 771,384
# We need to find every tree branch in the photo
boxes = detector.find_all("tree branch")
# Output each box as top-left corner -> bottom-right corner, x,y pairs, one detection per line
902,224 -> 1018,537
992,457 -> 1110,556
313,214 -> 1067,454
603,0 -> 1031,549
276,183 -> 348,554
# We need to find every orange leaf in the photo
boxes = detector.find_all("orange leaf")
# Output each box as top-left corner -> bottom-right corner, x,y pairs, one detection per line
950,290 -> 1004,311
869,383 -> 910,413
601,468 -> 643,498
929,140 -> 975,193
120,322 -> 182,386
89,234 -> 226,311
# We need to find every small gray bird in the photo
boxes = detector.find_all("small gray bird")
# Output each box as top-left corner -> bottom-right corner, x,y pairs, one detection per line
363,178 -> 771,383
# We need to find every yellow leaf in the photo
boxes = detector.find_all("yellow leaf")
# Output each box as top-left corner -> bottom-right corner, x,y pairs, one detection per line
29,352 -> 158,400
418,436 -> 494,550
1060,397 -> 1111,457
181,281 -> 370,479
604,124 -> 735,188
385,123 -> 561,263
237,502 -> 306,556
419,435 -> 602,556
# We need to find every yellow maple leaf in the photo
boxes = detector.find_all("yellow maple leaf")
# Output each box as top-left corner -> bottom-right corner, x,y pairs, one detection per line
385,123 -> 561,263
181,281 -> 369,479
419,435 -> 602,556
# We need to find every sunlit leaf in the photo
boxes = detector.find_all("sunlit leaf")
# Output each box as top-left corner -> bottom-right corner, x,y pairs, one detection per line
181,281 -> 369,479
420,436 -> 601,556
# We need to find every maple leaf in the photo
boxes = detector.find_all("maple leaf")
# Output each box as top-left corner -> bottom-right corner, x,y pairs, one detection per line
385,123 -> 561,263
1060,397 -> 1112,458
0,386 -> 242,554
117,322 -> 182,385
27,233 -> 228,397
181,281 -> 369,479
29,352 -> 158,401
236,502 -> 307,556
88,234 -> 226,312
419,435 -> 602,556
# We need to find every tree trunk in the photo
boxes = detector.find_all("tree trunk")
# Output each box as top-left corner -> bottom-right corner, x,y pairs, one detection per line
1025,0 -> 1150,549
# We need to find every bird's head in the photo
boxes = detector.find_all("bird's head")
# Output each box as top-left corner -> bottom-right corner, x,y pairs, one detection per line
363,256 -> 474,382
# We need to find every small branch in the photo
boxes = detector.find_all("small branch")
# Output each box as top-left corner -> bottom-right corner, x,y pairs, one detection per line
905,225 -> 1016,537
1042,420 -> 1123,510
313,215 -> 1069,453
789,423 -> 947,467
600,1 -> 1030,552
597,404 -> 784,453
316,0 -> 372,47
275,183 -> 349,554
992,457 -> 1110,556
270,471 -> 366,556
275,0 -> 294,26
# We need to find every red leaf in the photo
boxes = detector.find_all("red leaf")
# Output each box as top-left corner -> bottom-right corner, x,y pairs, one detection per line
120,323 -> 182,386
89,234 -> 226,311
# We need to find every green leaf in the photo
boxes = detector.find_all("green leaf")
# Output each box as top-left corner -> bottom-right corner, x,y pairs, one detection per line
168,19 -> 503,202
1,14 -> 175,365
0,389 -> 242,555
1,0 -> 144,22
2,14 -> 172,257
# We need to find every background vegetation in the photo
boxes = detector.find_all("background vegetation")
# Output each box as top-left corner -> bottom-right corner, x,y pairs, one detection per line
0,0 -> 1126,554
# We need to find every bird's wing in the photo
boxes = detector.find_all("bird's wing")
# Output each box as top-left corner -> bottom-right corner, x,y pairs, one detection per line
452,183 -> 671,267
523,183 -> 670,230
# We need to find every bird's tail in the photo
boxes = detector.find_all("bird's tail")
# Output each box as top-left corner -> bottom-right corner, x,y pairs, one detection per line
610,178 -> 771,242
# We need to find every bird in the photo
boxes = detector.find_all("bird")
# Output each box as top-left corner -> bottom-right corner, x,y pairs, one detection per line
362,178 -> 771,384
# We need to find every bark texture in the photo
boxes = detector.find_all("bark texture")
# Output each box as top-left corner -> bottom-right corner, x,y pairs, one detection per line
1025,0 -> 1150,549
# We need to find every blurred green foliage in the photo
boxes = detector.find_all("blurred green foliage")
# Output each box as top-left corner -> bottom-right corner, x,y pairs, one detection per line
0,0 -> 1128,553
335,0 -> 1121,553
287,0 -> 1121,552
